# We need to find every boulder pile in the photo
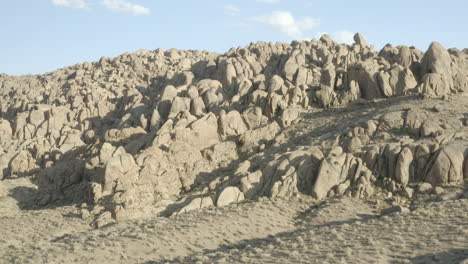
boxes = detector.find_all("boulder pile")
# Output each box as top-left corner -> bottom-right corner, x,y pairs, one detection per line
0,33 -> 467,226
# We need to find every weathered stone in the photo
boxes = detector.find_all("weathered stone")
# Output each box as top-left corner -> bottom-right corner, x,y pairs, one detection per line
396,46 -> 412,68
149,109 -> 162,132
0,119 -> 12,141
29,109 -> 46,126
102,153 -> 139,194
353,33 -> 368,47
378,111 -> 405,132
348,60 -> 382,99
179,196 -> 214,214
280,107 -> 300,127
217,186 -> 244,207
419,42 -> 453,96
239,122 -> 280,154
219,110 -> 248,137
421,42 -> 452,79
282,57 -> 299,82
242,107 -> 268,130
190,97 -> 206,117
320,34 -> 334,47
169,96 -> 189,117
9,150 -> 36,177
395,147 -> 413,186
239,171 -> 263,199
268,75 -> 285,93
312,154 -> 349,200
425,145 -> 464,186
418,182 -> 433,193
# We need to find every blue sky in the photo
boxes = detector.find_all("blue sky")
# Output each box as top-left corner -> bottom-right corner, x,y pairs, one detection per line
1,0 -> 467,76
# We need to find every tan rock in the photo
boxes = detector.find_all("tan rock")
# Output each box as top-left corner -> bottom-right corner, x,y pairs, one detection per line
0,119 -> 12,141
353,33 -> 368,47
396,46 -> 412,68
190,97 -> 206,117
219,110 -> 248,137
312,154 -> 349,200
102,153 -> 139,194
425,145 -> 464,186
9,150 -> 36,177
280,107 -> 300,127
395,147 -> 413,186
217,186 -> 244,207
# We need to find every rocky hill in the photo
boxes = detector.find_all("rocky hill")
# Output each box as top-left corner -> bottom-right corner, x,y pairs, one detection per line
0,32 -> 467,263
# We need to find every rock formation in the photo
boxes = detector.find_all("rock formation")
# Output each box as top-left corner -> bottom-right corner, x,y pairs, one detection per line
0,33 -> 467,226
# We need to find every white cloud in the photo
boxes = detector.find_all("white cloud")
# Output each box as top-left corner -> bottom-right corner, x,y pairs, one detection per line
254,11 -> 319,39
101,0 -> 150,16
313,31 -> 355,45
52,0 -> 89,9
256,0 -> 280,3
225,5 -> 240,16
332,31 -> 354,44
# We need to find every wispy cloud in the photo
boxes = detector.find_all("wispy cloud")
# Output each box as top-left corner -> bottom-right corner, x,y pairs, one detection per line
315,31 -> 355,45
52,0 -> 89,9
225,5 -> 240,16
254,11 -> 319,39
332,31 -> 354,44
256,0 -> 280,3
101,0 -> 150,16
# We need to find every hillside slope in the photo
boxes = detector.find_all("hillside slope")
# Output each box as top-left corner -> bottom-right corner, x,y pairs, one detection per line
0,33 -> 467,263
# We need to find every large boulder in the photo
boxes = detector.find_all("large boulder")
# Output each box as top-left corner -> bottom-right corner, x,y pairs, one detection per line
377,65 -> 417,97
169,96 -> 190,118
353,33 -> 368,47
174,113 -> 220,150
396,46 -> 412,68
217,186 -> 244,207
395,147 -> 413,186
425,145 -> 465,186
179,196 -> 214,214
419,42 -> 453,97
102,153 -> 139,194
239,122 -> 280,154
312,153 -> 357,199
239,171 -> 263,199
280,107 -> 300,127
421,42 -> 452,78
320,34 -> 335,47
190,97 -> 206,117
242,107 -> 268,130
8,150 -> 37,177
268,75 -> 285,94
419,73 -> 450,97
219,110 -> 248,137
137,148 -> 183,197
348,60 -> 382,99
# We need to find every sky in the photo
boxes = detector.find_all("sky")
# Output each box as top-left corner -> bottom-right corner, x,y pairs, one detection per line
1,0 -> 468,76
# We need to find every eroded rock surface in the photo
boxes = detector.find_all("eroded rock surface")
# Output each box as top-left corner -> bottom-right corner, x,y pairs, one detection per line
0,33 -> 466,225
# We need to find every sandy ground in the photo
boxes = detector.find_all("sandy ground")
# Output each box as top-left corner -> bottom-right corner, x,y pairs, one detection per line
1,95 -> 468,264
1,177 -> 467,264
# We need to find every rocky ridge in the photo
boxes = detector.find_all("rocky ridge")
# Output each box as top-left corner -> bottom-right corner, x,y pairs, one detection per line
0,33 -> 467,227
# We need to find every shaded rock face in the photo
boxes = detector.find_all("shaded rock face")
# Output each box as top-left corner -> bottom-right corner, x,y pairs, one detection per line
421,42 -> 453,78
354,33 -> 368,47
0,32 -> 467,224
419,41 -> 468,97
425,145 -> 464,186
